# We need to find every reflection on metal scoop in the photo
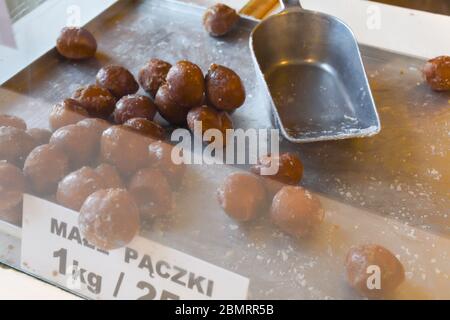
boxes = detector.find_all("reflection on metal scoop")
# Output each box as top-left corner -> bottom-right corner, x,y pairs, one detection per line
250,0 -> 381,143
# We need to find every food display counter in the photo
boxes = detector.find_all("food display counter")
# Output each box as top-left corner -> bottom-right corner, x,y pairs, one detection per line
0,0 -> 448,300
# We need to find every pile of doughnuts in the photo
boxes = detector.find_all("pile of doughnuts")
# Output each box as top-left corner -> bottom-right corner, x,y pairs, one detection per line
0,61 -> 201,251
0,109 -> 186,249
143,59 -> 246,143
0,77 -> 242,250
53,20 -> 248,252
0,115 -> 53,225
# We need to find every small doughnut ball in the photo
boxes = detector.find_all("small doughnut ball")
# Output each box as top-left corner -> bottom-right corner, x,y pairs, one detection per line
123,118 -> 165,140
423,56 -> 450,91
77,118 -> 111,139
27,128 -> 52,147
0,126 -> 35,165
49,124 -> 98,169
270,186 -> 324,238
49,99 -> 89,131
79,188 -> 140,251
345,244 -> 405,298
138,59 -> 172,98
23,144 -> 70,195
56,27 -> 97,60
187,105 -> 233,144
95,163 -> 123,188
56,167 -> 106,211
251,152 -> 303,197
206,64 -> 245,111
166,61 -> 205,109
0,161 -> 25,212
72,85 -> 116,118
0,114 -> 27,130
114,94 -> 157,124
96,65 -> 139,99
155,84 -> 189,125
203,3 -> 239,37
100,125 -> 152,176
128,168 -> 173,217
148,141 -> 186,189
216,172 -> 266,222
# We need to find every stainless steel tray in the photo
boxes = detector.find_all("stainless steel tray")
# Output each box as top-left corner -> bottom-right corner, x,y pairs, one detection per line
0,0 -> 449,299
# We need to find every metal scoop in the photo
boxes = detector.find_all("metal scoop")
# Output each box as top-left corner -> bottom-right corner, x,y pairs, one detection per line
250,0 -> 380,143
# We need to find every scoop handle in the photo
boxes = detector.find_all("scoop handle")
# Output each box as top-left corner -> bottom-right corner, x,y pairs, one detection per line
280,0 -> 302,9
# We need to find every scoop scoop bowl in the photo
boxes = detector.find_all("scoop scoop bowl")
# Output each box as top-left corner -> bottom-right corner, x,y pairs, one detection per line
250,0 -> 381,143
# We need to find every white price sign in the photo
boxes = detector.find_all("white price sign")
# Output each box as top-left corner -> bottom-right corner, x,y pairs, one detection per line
21,195 -> 249,300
